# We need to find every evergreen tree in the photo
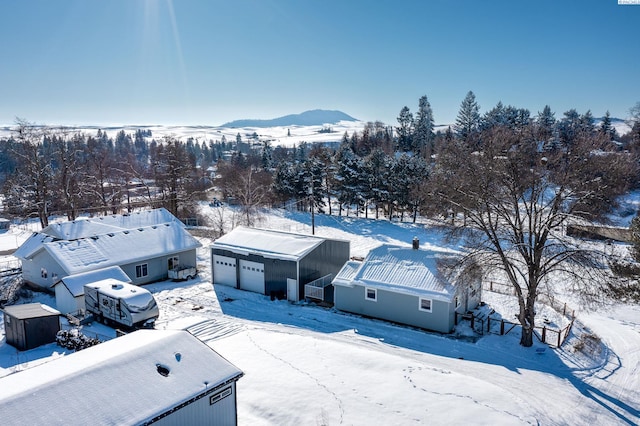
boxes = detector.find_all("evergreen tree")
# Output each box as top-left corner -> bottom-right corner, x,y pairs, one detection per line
480,101 -> 506,131
455,91 -> 480,141
536,105 -> 556,141
413,95 -> 435,154
396,106 -> 414,152
599,111 -> 616,141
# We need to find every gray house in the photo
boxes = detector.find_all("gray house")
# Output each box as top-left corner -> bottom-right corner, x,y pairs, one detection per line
2,303 -> 61,351
332,244 -> 481,333
0,330 -> 244,425
211,227 -> 350,302
14,209 -> 201,288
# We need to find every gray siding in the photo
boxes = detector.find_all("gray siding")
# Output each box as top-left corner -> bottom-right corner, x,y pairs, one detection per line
152,382 -> 238,426
335,285 -> 455,333
212,237 -> 349,302
298,239 -> 350,302
120,249 -> 197,285
211,248 -> 297,296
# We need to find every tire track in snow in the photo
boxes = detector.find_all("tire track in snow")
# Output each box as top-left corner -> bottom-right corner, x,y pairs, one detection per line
187,318 -> 246,343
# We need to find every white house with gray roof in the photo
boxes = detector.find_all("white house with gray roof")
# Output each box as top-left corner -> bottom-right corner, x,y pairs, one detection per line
332,244 -> 481,333
15,209 -> 201,289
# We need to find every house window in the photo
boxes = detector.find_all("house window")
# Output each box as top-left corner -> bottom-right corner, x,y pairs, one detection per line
419,298 -> 432,312
136,264 -> 148,278
168,256 -> 179,270
365,287 -> 377,301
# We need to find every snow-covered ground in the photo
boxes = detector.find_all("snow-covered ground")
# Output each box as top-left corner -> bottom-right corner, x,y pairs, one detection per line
1,208 -> 639,425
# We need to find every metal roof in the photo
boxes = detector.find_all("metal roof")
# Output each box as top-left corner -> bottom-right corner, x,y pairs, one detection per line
0,330 -> 243,425
2,303 -> 60,319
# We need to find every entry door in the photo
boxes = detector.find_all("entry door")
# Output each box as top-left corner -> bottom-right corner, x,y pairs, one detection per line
239,260 -> 265,294
287,278 -> 298,302
213,255 -> 237,287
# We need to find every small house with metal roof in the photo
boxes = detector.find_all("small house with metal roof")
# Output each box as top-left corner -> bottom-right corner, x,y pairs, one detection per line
332,243 -> 481,333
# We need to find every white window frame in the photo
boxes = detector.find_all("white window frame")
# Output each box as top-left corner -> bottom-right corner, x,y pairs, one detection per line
365,287 -> 377,302
168,256 -> 179,270
419,297 -> 433,312
136,263 -> 149,278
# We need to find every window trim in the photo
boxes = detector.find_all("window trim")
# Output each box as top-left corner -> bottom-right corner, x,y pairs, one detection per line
365,287 -> 377,302
136,263 -> 149,278
418,297 -> 433,312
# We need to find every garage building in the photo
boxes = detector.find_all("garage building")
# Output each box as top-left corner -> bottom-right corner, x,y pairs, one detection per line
211,227 -> 350,303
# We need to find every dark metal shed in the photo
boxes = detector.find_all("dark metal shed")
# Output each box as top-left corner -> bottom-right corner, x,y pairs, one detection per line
2,303 -> 61,351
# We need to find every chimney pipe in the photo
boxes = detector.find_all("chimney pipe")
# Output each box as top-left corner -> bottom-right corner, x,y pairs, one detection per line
412,237 -> 419,250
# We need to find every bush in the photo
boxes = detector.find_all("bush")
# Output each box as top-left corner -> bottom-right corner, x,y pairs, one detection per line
56,329 -> 101,351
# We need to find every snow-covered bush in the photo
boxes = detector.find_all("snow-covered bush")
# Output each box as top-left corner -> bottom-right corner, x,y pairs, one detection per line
56,329 -> 101,351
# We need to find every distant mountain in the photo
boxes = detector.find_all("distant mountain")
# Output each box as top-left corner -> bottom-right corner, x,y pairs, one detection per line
221,109 -> 357,128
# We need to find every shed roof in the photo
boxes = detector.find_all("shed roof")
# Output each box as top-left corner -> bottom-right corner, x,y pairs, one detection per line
41,208 -> 184,240
2,303 -> 60,319
52,266 -> 131,296
333,245 -> 456,302
211,226 -> 327,261
0,330 -> 243,425
42,222 -> 201,275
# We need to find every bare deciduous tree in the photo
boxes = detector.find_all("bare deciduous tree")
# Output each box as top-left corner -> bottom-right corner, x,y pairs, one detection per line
431,125 -> 635,346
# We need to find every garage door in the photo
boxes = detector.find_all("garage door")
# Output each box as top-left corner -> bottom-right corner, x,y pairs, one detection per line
239,260 -> 265,294
213,255 -> 237,287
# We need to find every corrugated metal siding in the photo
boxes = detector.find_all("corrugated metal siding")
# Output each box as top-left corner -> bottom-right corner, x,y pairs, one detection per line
299,239 -> 350,302
211,248 -> 297,296
335,285 -> 454,333
151,382 -> 238,426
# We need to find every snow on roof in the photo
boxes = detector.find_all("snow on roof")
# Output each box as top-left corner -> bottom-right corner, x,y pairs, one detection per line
333,244 -> 456,301
0,330 -> 243,425
332,260 -> 362,285
41,208 -> 184,240
212,226 -> 327,260
12,232 -> 54,260
2,303 -> 60,319
43,223 -> 202,275
53,266 -> 131,296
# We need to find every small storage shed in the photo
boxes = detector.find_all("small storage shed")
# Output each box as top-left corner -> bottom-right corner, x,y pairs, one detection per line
0,329 -> 244,426
51,266 -> 131,315
2,303 -> 61,351
333,244 -> 481,333
211,227 -> 350,302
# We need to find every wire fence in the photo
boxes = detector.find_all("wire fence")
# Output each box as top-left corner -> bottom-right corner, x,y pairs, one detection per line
455,281 -> 576,347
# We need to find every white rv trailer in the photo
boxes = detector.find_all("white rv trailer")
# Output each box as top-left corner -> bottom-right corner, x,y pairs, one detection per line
84,279 -> 159,329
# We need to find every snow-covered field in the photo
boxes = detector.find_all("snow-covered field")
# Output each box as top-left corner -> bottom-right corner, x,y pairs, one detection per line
1,207 -> 639,425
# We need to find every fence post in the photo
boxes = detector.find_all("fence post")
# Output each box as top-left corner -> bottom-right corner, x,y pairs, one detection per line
500,319 -> 505,335
487,316 -> 491,332
542,326 -> 546,343
490,281 -> 494,292
471,315 -> 475,330
563,303 -> 566,316
557,328 -> 562,347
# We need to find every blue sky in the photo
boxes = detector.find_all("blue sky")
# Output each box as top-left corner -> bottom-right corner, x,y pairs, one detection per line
1,0 -> 638,127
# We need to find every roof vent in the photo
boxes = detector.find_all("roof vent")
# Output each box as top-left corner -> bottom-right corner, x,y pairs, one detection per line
156,364 -> 170,377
